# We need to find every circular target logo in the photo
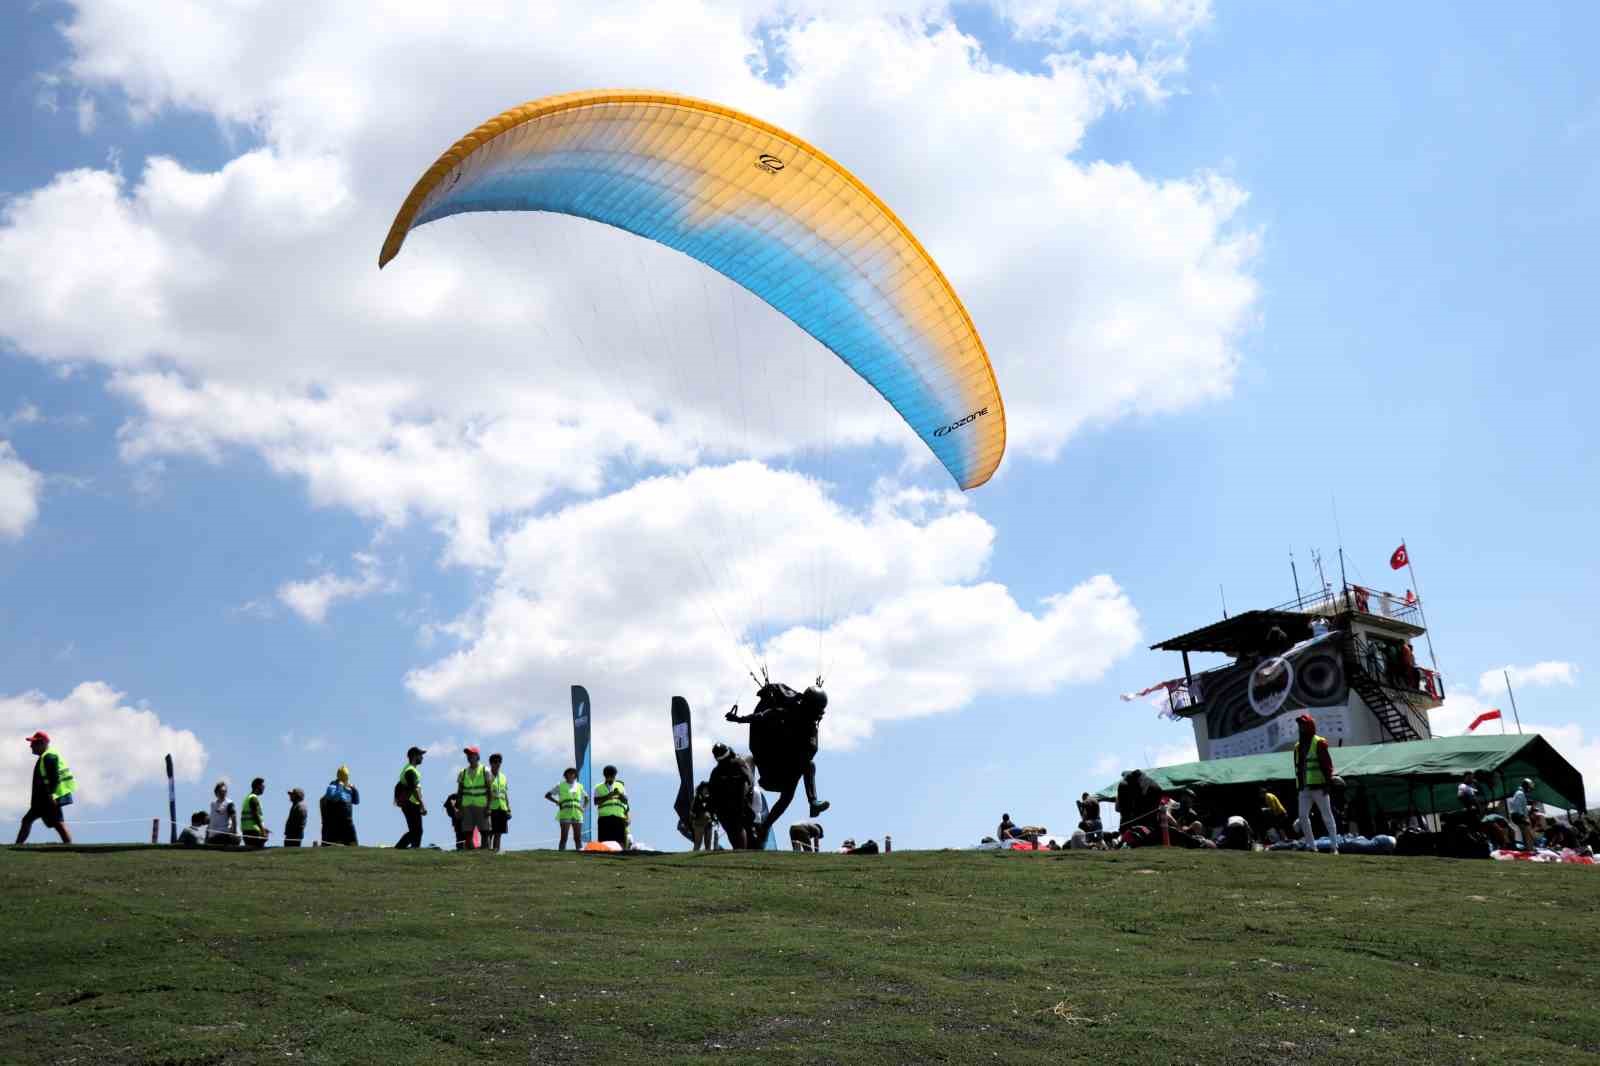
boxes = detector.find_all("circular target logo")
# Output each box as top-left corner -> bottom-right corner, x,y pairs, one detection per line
755,153 -> 785,173
1248,656 -> 1294,718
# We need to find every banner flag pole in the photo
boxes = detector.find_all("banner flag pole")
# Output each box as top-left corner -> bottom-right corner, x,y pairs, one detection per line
165,754 -> 177,844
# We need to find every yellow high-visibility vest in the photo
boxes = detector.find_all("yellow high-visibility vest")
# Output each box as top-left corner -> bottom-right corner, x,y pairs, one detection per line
1295,735 -> 1330,788
556,781 -> 585,822
459,765 -> 489,808
397,764 -> 422,806
37,747 -> 74,800
596,780 -> 628,818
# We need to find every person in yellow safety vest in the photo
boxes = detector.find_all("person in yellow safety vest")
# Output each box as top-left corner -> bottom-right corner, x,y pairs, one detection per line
455,746 -> 490,850
16,731 -> 75,845
240,776 -> 270,849
487,753 -> 512,853
1293,714 -> 1341,854
394,746 -> 427,849
544,767 -> 587,850
594,764 -> 629,847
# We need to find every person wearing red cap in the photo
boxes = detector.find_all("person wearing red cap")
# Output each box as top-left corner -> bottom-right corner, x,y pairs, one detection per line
1293,714 -> 1340,854
454,746 -> 490,850
16,731 -> 75,845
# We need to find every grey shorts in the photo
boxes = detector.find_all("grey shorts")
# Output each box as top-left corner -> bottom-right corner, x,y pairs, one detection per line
459,806 -> 491,833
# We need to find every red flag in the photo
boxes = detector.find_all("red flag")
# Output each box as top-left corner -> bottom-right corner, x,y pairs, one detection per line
1389,544 -> 1408,570
1467,709 -> 1502,732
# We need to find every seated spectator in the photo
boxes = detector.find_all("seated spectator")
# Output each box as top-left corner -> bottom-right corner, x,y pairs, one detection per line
1157,801 -> 1216,848
178,810 -> 207,847
1456,772 -> 1482,815
997,812 -> 1021,840
1076,792 -> 1103,837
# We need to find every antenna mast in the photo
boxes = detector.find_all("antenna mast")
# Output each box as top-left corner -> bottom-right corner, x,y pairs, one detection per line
1503,670 -> 1525,735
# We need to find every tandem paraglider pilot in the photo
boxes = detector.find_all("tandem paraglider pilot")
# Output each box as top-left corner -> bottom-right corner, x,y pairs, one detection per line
726,680 -> 830,845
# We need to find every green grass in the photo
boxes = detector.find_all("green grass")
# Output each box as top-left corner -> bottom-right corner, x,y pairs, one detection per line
2,845 -> 1597,1064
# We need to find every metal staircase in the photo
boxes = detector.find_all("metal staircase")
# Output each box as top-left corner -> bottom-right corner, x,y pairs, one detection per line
1343,635 -> 1425,743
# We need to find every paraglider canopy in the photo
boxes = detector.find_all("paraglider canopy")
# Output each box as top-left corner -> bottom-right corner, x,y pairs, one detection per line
379,89 -> 1005,489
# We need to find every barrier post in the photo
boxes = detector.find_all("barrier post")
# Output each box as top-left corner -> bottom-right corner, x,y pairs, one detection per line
151,818 -> 159,844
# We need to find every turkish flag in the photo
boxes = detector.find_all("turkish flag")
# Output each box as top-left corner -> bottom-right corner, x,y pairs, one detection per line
1468,709 -> 1502,732
1390,544 -> 1408,570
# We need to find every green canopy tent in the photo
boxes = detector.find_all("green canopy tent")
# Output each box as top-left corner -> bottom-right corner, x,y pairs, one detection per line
1097,734 -> 1586,822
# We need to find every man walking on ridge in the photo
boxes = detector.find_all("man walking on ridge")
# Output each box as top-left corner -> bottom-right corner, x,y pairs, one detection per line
594,764 -> 629,847
1294,714 -> 1340,854
395,746 -> 426,849
455,746 -> 491,850
544,767 -> 586,850
16,731 -> 74,845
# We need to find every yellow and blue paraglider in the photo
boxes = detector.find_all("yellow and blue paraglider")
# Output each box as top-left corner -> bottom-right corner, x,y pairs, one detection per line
379,89 -> 1004,488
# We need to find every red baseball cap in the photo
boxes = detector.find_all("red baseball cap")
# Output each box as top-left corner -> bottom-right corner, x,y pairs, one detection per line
463,745 -> 480,756
25,731 -> 49,743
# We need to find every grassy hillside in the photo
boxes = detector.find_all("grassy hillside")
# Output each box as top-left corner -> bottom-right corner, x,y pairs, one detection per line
2,845 -> 1597,1064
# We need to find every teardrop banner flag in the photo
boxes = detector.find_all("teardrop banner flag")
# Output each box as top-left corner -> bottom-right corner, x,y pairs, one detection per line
571,686 -> 594,845
671,697 -> 694,841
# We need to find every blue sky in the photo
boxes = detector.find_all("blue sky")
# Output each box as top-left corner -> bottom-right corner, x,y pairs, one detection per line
2,2 -> 1595,848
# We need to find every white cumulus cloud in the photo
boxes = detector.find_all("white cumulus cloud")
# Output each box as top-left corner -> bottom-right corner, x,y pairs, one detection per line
1477,661 -> 1578,697
0,441 -> 44,539
407,462 -> 1141,771
277,552 -> 392,624
0,682 -> 208,818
